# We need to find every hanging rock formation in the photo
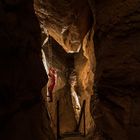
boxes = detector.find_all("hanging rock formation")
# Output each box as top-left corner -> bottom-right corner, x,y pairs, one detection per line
34,0 -> 93,52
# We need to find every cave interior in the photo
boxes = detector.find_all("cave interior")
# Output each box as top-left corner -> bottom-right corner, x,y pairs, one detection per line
0,0 -> 140,140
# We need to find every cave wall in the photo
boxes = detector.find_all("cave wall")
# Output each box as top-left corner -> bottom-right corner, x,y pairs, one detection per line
91,0 -> 140,139
74,28 -> 95,134
0,0 -> 54,140
34,0 -> 92,53
30,0 -> 140,139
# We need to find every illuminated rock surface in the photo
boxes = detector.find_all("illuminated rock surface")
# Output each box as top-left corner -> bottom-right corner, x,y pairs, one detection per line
0,0 -> 140,140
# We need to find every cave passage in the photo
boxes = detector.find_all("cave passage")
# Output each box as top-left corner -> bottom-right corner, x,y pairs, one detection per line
41,37 -> 83,130
1,0 -> 139,139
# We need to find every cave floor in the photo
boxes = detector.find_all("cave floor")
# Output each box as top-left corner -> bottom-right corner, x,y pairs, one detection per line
62,136 -> 85,140
60,134 -> 91,140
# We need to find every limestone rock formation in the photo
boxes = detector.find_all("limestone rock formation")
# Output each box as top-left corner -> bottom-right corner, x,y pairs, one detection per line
1,0 -> 140,140
37,0 -> 140,139
35,0 -> 95,138
74,28 -> 95,134
41,33 -> 95,139
34,0 -> 93,52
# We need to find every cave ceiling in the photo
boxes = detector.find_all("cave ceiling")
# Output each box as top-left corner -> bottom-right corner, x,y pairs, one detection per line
34,0 -> 93,53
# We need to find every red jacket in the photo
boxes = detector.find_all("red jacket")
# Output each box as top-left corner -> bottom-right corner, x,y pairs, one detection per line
48,68 -> 57,93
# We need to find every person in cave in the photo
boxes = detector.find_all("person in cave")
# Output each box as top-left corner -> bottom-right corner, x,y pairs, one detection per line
47,67 -> 57,102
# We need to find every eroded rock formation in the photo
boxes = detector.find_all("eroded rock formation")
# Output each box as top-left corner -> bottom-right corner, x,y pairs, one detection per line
74,29 -> 95,134
34,0 -> 93,53
37,0 -> 140,139
1,0 -> 140,140
41,34 -> 95,138
35,0 -> 95,138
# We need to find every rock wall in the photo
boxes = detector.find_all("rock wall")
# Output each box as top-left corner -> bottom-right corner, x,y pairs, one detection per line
0,0 -> 54,140
74,28 -> 95,134
91,0 -> 140,139
34,0 -> 92,53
